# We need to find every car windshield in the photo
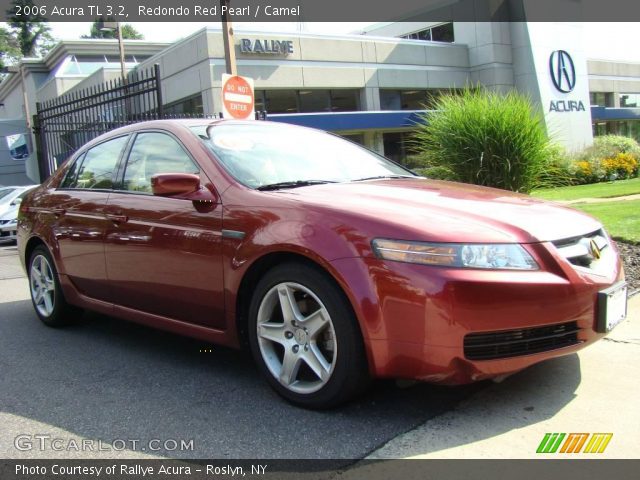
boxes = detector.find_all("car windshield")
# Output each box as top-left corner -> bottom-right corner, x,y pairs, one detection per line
191,123 -> 415,189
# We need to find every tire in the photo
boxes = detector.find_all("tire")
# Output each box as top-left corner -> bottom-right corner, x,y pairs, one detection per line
28,245 -> 80,327
248,262 -> 370,409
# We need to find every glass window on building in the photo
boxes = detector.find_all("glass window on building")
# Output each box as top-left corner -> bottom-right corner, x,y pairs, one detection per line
255,90 -> 267,112
590,92 -> 614,107
620,93 -> 640,108
400,23 -> 454,43
431,23 -> 455,42
380,90 -> 402,110
593,120 -> 640,141
340,133 -> 365,145
257,89 -> 361,114
56,55 -> 150,77
264,90 -> 299,113
164,94 -> 204,115
379,89 -> 445,110
383,131 -> 417,164
330,90 -> 360,112
299,90 -> 331,112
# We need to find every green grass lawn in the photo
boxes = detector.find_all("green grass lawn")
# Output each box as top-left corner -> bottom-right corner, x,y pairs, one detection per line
532,177 -> 640,201
572,200 -> 640,244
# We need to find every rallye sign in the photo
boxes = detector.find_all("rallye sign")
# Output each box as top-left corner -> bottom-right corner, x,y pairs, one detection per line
240,39 -> 294,55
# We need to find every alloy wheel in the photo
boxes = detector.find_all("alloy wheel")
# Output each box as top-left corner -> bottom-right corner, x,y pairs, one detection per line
256,282 -> 337,394
30,254 -> 56,317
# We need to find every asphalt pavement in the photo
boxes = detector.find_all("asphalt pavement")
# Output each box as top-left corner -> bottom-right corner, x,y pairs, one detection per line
0,244 -> 480,459
1,243 -> 638,461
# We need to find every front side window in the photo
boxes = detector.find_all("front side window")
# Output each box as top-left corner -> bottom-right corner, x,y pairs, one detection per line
122,132 -> 200,193
61,136 -> 128,189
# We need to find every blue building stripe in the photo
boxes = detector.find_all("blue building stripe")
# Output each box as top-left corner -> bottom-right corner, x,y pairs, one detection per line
268,107 -> 640,133
267,110 -> 429,131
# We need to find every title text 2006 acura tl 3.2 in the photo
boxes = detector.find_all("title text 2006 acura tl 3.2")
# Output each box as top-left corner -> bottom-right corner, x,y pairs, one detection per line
17,120 -> 627,408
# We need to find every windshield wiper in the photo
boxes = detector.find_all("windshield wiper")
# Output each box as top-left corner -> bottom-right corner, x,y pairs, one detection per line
352,174 -> 417,182
256,180 -> 337,191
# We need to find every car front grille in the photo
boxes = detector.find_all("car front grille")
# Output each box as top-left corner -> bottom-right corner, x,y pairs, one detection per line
464,321 -> 580,360
552,229 -> 611,273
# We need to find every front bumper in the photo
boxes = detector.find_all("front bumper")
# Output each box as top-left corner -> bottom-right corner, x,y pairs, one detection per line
331,240 -> 625,384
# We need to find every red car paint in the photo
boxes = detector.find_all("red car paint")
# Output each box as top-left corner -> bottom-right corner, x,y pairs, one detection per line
18,120 -> 625,384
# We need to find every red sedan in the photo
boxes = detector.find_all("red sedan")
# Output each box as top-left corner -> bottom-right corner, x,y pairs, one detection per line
18,120 -> 627,408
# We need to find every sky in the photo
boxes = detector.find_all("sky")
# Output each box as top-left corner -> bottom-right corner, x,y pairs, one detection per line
2,21 -> 639,62
41,21 -> 640,62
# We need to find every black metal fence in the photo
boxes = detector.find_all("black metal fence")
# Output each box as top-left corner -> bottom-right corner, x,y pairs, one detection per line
33,64 -> 176,181
32,64 -> 271,181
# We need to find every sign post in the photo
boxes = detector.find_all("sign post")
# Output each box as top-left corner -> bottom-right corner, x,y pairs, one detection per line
221,74 -> 255,120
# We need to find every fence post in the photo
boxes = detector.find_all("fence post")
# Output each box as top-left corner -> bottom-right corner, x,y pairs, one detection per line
32,106 -> 50,182
154,63 -> 164,118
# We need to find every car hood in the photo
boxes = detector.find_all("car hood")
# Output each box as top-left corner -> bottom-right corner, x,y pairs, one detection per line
279,178 -> 601,243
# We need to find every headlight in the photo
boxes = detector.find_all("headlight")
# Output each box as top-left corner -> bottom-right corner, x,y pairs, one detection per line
372,239 -> 539,270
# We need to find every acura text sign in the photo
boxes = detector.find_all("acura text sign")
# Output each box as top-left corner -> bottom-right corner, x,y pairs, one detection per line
221,74 -> 255,120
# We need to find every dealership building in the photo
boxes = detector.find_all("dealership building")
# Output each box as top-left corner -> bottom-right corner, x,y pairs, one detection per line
1,21 -> 640,185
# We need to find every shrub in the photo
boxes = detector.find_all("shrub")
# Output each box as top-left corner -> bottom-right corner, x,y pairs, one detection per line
602,152 -> 639,179
593,135 -> 640,156
570,135 -> 640,183
411,88 -> 553,193
413,165 -> 459,181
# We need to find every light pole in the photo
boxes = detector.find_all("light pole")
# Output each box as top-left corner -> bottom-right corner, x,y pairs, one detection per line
220,0 -> 238,75
97,20 -> 127,85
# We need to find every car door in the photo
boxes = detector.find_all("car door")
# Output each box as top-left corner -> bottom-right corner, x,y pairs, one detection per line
49,135 -> 129,301
104,130 -> 225,328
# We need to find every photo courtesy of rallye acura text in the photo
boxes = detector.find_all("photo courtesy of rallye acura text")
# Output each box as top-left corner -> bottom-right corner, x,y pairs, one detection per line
17,119 -> 627,409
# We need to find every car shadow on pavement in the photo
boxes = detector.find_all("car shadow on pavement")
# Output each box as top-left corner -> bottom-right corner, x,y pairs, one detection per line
368,352 -> 583,458
0,298 -> 581,460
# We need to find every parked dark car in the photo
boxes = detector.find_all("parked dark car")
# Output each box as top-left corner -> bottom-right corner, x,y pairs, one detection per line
17,120 -> 627,408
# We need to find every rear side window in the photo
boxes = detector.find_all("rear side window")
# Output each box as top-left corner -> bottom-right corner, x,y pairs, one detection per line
61,136 -> 128,190
122,132 -> 200,193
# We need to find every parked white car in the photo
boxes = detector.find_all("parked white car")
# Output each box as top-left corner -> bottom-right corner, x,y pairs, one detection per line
0,185 -> 38,243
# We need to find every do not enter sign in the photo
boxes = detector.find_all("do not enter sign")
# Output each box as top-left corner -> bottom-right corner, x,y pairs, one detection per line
221,74 -> 255,120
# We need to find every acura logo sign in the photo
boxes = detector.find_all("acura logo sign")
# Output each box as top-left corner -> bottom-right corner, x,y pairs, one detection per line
549,50 -> 576,93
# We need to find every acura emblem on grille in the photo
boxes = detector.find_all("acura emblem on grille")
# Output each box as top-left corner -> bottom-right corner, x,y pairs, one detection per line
589,238 -> 602,260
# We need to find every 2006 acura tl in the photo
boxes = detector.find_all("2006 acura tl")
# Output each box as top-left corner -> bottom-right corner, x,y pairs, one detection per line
17,120 -> 627,408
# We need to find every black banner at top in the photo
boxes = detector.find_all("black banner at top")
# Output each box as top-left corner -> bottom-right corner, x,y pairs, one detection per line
0,0 -> 639,22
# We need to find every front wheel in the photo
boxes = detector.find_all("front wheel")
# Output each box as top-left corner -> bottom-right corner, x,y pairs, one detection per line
28,245 -> 80,327
248,263 -> 370,409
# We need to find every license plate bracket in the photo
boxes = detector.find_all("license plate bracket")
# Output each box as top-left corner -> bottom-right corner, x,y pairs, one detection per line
597,281 -> 628,333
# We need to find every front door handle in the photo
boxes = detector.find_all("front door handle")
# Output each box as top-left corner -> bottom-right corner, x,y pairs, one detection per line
106,214 -> 129,224
51,208 -> 66,217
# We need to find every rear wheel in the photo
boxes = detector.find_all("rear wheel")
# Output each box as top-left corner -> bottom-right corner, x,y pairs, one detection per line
248,263 -> 369,408
28,245 -> 80,327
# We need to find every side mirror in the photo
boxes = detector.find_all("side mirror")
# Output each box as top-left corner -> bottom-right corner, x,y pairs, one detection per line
10,198 -> 22,206
151,173 -> 200,196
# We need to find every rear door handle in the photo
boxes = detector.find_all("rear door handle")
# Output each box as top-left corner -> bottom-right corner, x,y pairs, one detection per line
106,214 -> 129,224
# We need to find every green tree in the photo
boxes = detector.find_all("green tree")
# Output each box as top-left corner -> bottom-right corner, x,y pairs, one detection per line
7,0 -> 55,58
82,21 -> 144,40
0,26 -> 20,70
